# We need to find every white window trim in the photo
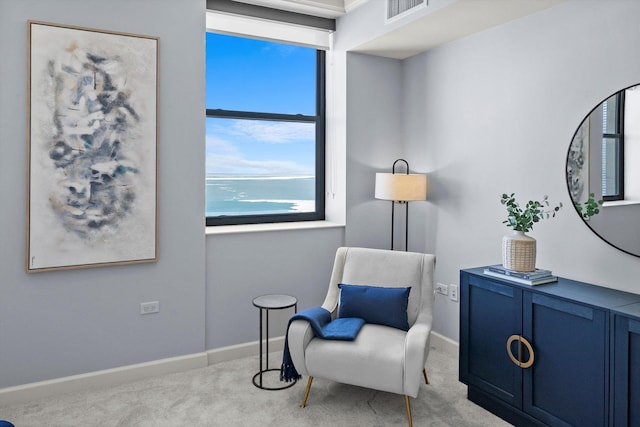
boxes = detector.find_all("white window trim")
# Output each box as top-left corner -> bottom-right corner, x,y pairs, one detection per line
206,220 -> 344,235
206,11 -> 332,50
602,200 -> 640,208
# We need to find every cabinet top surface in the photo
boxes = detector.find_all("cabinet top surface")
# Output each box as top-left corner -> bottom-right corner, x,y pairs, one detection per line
612,302 -> 640,318
462,267 -> 640,310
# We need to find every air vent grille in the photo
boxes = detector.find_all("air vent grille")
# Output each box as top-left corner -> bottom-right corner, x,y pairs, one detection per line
387,0 -> 426,20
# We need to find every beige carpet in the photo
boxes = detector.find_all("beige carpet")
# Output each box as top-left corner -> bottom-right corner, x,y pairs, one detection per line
0,342 -> 511,426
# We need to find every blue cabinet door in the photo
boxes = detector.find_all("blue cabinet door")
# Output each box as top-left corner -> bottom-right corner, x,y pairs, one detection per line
460,273 -> 523,407
613,315 -> 640,427
523,293 -> 608,427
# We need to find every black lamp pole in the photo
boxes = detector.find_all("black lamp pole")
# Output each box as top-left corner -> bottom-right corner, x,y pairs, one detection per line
390,159 -> 410,252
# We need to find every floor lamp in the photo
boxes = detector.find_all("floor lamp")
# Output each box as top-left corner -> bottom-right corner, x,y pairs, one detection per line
375,159 -> 427,251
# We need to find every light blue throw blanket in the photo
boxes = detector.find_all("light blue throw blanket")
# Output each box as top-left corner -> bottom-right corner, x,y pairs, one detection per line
280,307 -> 365,382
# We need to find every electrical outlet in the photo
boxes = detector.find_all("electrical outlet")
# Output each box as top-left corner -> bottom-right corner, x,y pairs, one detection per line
435,283 -> 448,295
140,301 -> 160,314
449,284 -> 459,302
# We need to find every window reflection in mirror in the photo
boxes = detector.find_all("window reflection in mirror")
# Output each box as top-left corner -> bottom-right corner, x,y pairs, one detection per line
601,90 -> 623,200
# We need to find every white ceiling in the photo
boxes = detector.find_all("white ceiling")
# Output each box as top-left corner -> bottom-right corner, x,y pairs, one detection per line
234,0 -> 567,59
353,0 -> 567,59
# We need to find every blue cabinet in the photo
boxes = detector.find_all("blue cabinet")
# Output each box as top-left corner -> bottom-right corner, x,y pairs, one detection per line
612,303 -> 640,427
460,268 -> 640,427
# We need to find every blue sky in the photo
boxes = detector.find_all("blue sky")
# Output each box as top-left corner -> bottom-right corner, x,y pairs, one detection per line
205,33 -> 317,177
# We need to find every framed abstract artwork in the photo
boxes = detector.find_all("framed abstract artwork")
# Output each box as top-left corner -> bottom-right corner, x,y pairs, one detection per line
27,21 -> 159,272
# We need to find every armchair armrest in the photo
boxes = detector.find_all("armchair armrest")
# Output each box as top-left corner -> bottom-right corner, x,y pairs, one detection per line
287,319 -> 316,376
403,321 -> 432,397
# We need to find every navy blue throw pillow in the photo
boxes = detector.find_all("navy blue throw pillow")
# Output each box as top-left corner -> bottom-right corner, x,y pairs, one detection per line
338,283 -> 411,331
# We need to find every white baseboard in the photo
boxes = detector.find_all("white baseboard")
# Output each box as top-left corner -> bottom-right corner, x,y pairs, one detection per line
207,336 -> 285,365
1,334 -> 456,407
0,353 -> 208,407
430,331 -> 459,357
0,338 -> 287,407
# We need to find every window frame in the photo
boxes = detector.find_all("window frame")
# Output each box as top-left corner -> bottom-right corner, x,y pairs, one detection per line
205,43 -> 326,226
602,90 -> 625,202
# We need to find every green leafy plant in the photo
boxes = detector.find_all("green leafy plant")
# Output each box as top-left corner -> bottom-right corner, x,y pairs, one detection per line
574,193 -> 603,219
500,193 -> 563,232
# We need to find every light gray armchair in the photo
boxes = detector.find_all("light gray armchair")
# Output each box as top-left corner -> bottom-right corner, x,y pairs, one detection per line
287,247 -> 436,427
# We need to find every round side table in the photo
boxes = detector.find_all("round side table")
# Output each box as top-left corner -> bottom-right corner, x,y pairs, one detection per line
252,294 -> 297,390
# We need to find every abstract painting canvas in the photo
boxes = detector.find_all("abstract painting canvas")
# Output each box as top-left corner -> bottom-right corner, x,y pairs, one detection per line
27,21 -> 159,272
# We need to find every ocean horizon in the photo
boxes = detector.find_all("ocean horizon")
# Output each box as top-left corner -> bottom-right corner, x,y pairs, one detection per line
206,175 -> 315,217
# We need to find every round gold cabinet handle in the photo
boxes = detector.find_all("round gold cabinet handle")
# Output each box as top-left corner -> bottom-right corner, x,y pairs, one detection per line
506,335 -> 521,366
506,334 -> 535,369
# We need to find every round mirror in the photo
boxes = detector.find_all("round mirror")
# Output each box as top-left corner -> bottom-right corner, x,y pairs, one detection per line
566,83 -> 640,257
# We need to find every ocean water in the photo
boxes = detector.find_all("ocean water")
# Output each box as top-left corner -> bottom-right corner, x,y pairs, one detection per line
206,176 -> 315,217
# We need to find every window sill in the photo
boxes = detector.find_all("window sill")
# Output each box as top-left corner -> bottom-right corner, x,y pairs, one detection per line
602,200 -> 640,208
205,220 -> 345,236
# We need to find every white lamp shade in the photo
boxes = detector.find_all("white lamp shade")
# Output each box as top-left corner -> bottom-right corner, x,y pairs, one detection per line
375,173 -> 427,201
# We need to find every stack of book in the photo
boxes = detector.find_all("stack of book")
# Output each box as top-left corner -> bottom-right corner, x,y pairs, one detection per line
483,265 -> 558,285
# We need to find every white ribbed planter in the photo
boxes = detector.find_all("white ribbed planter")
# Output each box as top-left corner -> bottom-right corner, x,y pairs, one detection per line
502,231 -> 536,272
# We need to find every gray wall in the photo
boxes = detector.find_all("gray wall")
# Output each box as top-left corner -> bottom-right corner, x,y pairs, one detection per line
402,0 -> 640,340
205,228 -> 343,348
0,0 -> 207,388
340,0 -> 640,342
345,53 -> 406,251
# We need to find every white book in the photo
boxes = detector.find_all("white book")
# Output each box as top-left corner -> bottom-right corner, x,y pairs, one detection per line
483,269 -> 558,286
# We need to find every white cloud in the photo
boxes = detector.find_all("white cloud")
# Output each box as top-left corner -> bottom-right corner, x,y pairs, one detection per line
206,135 -> 315,176
229,120 -> 314,144
206,152 -> 313,176
206,121 -> 314,176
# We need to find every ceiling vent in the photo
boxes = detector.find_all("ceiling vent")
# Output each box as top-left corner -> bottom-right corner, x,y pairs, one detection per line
386,0 -> 426,22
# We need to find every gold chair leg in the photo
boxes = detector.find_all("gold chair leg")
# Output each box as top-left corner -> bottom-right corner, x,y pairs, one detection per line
423,368 -> 429,385
301,376 -> 313,408
405,395 -> 413,427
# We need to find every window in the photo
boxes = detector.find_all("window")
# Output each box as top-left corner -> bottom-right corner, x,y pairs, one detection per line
205,32 -> 325,226
601,90 -> 625,201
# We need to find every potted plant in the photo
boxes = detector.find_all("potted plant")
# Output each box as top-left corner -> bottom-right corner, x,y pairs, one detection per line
500,193 -> 562,272
574,193 -> 603,220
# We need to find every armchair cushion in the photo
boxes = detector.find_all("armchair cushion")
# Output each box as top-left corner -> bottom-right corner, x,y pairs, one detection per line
338,283 -> 411,331
305,324 -> 407,394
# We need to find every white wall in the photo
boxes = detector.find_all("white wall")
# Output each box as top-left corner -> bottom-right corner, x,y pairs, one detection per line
345,53 -> 404,250
403,0 -> 640,341
338,0 -> 640,342
0,0 -> 207,388
205,227 -> 343,349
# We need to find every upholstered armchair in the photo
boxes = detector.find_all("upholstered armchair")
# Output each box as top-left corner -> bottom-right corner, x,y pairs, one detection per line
287,247 -> 436,427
